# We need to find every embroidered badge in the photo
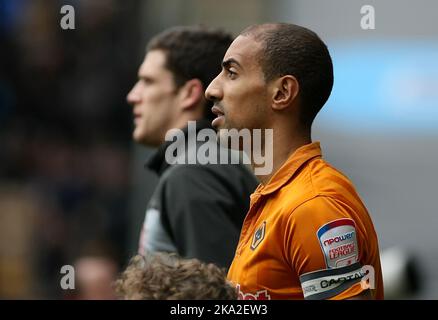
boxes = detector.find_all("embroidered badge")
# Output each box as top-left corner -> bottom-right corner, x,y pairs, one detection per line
251,221 -> 266,250
317,218 -> 359,268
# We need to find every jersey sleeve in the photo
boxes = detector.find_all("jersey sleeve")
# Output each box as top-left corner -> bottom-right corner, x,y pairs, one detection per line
284,196 -> 368,300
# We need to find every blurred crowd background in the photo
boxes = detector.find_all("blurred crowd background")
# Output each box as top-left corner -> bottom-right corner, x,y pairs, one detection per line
0,0 -> 437,299
0,0 -> 141,298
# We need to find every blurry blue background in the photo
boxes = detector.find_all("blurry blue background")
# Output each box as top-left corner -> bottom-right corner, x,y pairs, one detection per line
323,41 -> 438,132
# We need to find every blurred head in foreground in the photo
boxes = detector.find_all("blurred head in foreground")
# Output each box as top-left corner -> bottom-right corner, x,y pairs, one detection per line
114,253 -> 237,300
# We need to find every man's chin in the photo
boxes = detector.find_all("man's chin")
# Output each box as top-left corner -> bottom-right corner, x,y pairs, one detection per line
133,130 -> 156,147
132,129 -> 143,143
217,127 -> 243,151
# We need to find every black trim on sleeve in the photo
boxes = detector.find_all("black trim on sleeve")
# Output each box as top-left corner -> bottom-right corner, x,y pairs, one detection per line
300,262 -> 363,283
300,262 -> 365,300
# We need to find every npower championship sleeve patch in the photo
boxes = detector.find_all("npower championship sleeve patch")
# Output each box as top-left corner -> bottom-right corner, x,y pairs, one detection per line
317,218 -> 359,269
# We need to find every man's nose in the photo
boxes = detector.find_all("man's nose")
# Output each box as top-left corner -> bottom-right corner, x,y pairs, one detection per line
205,76 -> 222,102
127,82 -> 141,105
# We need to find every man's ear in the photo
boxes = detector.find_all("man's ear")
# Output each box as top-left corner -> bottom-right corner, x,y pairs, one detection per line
271,75 -> 299,111
177,78 -> 204,111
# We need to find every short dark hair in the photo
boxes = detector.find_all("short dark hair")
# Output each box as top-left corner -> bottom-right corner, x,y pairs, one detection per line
241,23 -> 334,127
114,253 -> 237,300
147,26 -> 233,121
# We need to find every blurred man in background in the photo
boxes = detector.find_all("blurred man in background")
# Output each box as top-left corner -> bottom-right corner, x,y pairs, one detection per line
74,255 -> 118,300
127,26 -> 258,268
206,23 -> 384,299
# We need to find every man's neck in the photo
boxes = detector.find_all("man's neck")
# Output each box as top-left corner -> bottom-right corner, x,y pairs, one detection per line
254,128 -> 311,185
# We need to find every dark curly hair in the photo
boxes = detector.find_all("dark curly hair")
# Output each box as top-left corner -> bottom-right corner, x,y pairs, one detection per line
114,253 -> 237,300
147,25 -> 233,121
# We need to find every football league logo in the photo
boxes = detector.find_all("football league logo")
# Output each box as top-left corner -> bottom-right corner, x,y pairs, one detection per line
317,218 -> 359,268
251,221 -> 266,250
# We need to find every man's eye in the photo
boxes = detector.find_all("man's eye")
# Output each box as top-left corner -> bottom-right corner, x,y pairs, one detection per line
141,78 -> 153,85
226,69 -> 237,79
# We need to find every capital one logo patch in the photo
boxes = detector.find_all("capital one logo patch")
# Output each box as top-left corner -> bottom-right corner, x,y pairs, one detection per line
317,218 -> 359,268
251,221 -> 266,250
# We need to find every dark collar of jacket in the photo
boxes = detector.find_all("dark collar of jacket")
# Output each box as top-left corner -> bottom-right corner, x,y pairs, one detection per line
144,119 -> 214,176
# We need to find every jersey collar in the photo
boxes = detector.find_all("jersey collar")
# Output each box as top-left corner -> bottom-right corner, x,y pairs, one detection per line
256,141 -> 322,196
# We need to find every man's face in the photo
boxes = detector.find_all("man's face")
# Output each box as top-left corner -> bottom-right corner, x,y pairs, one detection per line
205,35 -> 270,133
127,50 -> 179,147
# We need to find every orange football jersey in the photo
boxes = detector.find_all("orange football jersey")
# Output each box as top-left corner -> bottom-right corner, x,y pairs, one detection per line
227,142 -> 384,300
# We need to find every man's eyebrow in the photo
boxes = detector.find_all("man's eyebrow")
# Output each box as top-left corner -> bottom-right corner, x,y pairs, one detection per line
222,58 -> 242,70
138,74 -> 153,81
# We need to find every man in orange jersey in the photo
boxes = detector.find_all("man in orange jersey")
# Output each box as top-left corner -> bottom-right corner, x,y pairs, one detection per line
205,23 -> 383,300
